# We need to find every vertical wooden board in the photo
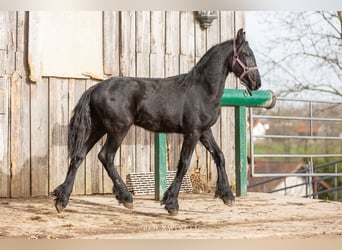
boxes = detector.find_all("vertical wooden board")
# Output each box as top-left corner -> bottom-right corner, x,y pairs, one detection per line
179,53 -> 193,73
0,50 -> 5,76
120,11 -> 136,181
221,105 -> 236,187
121,127 -> 136,182
0,12 -> 7,50
103,11 -> 120,76
136,11 -> 150,53
220,12 -> 236,186
16,11 -> 29,77
48,78 -> 69,194
5,11 -> 16,75
180,11 -> 195,58
150,11 -> 165,54
135,123 -> 151,173
164,55 -> 179,77
165,12 -> 179,81
85,80 -> 103,194
0,12 -> 7,75
206,13 -> 221,186
195,16 -> 206,58
235,11 -> 245,33
30,78 -> 49,196
206,13 -> 220,48
150,11 -> 165,77
10,73 -> 31,197
150,53 -> 165,77
68,79 -> 86,195
135,11 -> 151,173
165,11 -> 179,55
119,11 -> 136,77
220,11 -> 234,42
0,11 -> 16,75
0,76 -> 10,197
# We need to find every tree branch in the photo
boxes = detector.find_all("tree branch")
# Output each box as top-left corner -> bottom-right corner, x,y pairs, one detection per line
257,11 -> 342,99
317,11 -> 341,37
338,11 -> 342,39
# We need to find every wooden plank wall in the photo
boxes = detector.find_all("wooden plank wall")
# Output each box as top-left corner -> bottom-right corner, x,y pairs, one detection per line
0,11 -> 243,197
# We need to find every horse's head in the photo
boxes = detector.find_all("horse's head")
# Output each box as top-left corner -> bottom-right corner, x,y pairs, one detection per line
231,28 -> 261,95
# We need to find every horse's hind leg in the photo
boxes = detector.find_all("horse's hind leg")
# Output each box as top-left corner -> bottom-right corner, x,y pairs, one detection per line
53,130 -> 104,212
98,133 -> 133,209
200,129 -> 235,206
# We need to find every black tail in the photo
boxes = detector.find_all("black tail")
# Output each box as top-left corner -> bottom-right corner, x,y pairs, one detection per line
68,85 -> 97,158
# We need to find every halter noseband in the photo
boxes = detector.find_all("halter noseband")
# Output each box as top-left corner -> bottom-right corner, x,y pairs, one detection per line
232,39 -> 258,82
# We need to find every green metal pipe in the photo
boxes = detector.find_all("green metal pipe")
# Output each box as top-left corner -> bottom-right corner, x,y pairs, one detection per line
221,89 -> 276,109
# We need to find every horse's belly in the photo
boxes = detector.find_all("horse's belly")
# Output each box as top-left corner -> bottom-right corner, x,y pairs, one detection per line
134,112 -> 182,133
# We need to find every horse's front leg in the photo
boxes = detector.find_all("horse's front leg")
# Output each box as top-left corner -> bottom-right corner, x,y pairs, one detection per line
200,129 -> 235,206
162,131 -> 201,215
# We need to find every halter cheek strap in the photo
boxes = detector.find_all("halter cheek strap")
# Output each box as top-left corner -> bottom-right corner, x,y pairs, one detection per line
232,39 -> 258,81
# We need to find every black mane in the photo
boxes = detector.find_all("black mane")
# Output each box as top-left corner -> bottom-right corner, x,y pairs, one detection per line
177,40 -> 232,87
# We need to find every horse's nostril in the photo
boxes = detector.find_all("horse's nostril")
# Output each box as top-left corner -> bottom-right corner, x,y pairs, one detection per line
257,81 -> 261,89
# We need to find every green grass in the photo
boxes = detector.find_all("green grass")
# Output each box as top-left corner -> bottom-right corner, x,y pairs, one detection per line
251,139 -> 342,156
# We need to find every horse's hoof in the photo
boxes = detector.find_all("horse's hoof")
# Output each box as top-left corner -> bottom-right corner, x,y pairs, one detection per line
55,200 -> 65,213
222,197 -> 234,207
167,208 -> 178,216
123,201 -> 133,209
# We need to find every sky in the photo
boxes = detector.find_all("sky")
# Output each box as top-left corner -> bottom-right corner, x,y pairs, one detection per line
245,11 -> 286,92
245,11 -> 342,101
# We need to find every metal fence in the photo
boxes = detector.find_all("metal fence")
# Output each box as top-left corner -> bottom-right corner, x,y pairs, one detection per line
248,97 -> 342,201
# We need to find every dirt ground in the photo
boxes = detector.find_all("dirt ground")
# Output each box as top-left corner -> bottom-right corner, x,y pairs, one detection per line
0,192 -> 341,239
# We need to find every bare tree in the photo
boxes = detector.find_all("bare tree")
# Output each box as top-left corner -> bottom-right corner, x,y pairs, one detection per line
257,11 -> 342,98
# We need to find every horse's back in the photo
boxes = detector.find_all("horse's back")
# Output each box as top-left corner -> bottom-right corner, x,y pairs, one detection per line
89,76 -> 186,133
89,75 -> 221,134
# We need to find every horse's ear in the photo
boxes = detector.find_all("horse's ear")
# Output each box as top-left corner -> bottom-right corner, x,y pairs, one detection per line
236,28 -> 245,46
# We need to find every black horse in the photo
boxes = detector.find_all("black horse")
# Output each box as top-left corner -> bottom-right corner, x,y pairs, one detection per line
53,28 -> 261,215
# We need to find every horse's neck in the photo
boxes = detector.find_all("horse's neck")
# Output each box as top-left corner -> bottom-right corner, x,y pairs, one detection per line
194,42 -> 233,101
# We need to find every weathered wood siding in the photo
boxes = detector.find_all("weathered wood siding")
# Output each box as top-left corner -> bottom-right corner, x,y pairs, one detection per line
0,11 -> 243,197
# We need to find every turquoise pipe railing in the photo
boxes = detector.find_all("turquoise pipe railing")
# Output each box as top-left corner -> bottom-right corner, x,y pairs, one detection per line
155,89 -> 276,201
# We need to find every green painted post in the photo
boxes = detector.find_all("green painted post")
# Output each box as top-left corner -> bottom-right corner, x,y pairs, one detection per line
221,89 -> 276,197
154,133 -> 167,201
234,106 -> 248,196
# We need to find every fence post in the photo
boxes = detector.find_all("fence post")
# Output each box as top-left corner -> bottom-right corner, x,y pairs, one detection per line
154,133 -> 167,201
235,106 -> 248,196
